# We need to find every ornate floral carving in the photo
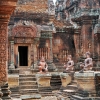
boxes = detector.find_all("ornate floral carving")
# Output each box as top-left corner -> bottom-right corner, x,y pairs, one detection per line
0,23 -> 8,85
14,38 -> 33,43
11,25 -> 38,38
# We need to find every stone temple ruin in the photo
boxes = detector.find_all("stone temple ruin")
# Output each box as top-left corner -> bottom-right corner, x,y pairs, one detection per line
0,0 -> 100,100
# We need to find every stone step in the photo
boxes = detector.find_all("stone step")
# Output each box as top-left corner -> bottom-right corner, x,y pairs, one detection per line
20,85 -> 38,89
50,75 -> 62,91
20,89 -> 38,94
50,80 -> 62,83
39,89 -> 52,92
11,94 -> 20,98
66,84 -> 78,90
32,69 -> 39,72
19,74 -> 35,77
19,71 -> 33,75
19,77 -> 36,81
51,83 -> 61,86
8,69 -> 19,74
21,94 -> 41,100
10,87 -> 20,98
51,87 -> 61,90
70,95 -> 89,100
11,91 -> 19,94
19,69 -> 38,96
39,92 -> 53,96
63,89 -> 76,95
56,66 -> 63,68
50,77 -> 61,80
10,88 -> 19,92
19,81 -> 37,85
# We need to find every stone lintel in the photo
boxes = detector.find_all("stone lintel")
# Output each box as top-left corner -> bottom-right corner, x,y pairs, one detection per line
72,15 -> 98,25
74,27 -> 81,34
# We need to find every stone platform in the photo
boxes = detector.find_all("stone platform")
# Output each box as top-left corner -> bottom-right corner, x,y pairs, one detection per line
71,71 -> 100,100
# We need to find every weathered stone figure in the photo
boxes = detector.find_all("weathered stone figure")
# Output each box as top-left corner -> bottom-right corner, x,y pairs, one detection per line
38,56 -> 48,73
80,52 -> 93,72
64,55 -> 74,72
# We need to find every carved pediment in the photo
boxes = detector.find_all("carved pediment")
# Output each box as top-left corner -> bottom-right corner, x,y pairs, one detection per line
12,25 -> 37,37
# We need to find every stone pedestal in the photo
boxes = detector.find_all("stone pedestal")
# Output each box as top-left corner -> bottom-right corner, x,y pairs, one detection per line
8,75 -> 19,88
74,71 -> 96,96
36,73 -> 51,87
60,73 -> 72,88
36,73 -> 52,96
71,71 -> 100,100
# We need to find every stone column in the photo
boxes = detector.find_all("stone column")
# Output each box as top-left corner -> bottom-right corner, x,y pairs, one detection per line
81,19 -> 92,54
0,19 -> 12,100
9,41 -> 15,69
33,39 -> 38,69
48,33 -> 56,71
50,36 -> 53,62
0,22 -> 12,100
74,27 -> 81,60
0,22 -> 8,87
0,0 -> 18,99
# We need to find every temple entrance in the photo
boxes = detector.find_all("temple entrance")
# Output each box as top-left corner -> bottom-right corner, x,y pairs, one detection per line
18,46 -> 28,66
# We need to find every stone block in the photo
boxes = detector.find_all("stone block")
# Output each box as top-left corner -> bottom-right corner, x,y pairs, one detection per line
60,73 -> 72,87
8,75 -> 19,88
74,71 -> 99,96
36,73 -> 51,87
21,94 -> 41,100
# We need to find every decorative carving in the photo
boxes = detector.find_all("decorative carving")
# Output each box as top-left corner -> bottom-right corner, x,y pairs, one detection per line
48,0 -> 55,15
12,25 -> 37,37
15,0 -> 48,13
0,23 -> 8,86
14,38 -> 33,43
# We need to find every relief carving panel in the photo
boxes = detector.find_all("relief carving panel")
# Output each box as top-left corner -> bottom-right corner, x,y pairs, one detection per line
12,25 -> 37,38
14,38 -> 33,43
0,23 -> 8,85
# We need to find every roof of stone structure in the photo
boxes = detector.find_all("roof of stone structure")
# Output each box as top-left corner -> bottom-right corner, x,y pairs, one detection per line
53,19 -> 73,28
8,21 -> 41,38
15,0 -> 48,13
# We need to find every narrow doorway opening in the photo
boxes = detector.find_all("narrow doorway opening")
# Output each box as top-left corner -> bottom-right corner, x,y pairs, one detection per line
18,46 -> 28,66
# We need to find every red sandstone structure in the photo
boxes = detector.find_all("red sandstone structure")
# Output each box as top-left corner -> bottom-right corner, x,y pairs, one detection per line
7,0 -> 100,70
0,0 -> 18,99
0,0 -> 100,99
55,0 -> 100,68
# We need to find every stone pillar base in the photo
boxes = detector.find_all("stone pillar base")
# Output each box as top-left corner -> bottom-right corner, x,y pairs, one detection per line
0,87 -> 3,100
33,62 -> 38,69
9,64 -> 15,69
1,83 -> 12,100
47,62 -> 56,72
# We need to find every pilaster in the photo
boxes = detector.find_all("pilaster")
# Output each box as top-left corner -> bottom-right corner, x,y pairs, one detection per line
0,22 -> 8,86
81,17 -> 93,55
74,26 -> 81,60
72,14 -> 98,57
0,0 -> 18,99
49,37 -> 53,62
9,41 -> 15,69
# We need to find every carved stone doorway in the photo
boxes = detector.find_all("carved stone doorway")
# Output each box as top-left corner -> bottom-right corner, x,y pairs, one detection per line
18,46 -> 28,67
